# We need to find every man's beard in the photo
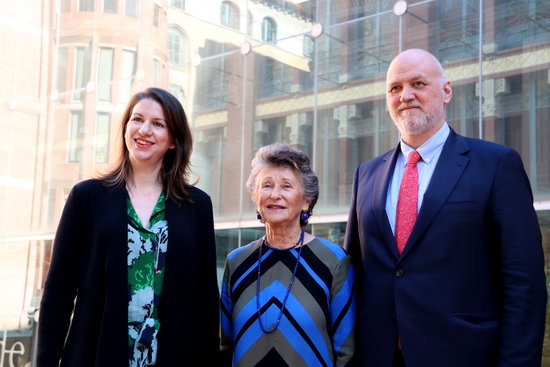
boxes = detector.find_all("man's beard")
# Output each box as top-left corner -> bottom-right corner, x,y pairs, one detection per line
395,108 -> 443,136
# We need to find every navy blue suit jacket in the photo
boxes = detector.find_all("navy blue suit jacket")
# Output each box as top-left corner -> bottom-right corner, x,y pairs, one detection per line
344,130 -> 546,367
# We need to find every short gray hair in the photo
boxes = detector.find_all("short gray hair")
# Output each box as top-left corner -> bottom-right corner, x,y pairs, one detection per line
246,143 -> 319,226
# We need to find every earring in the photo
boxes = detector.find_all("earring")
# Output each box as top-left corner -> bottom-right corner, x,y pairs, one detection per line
301,212 -> 309,221
257,212 -> 262,221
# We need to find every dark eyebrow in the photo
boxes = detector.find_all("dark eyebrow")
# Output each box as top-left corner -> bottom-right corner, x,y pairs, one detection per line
130,112 -> 166,122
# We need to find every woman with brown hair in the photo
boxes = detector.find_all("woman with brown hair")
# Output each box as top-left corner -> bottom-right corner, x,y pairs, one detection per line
38,88 -> 219,366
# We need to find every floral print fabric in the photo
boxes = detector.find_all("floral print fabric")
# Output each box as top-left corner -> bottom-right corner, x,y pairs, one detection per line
127,192 -> 168,366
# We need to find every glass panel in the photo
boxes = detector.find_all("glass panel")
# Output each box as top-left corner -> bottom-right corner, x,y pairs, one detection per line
2,1 -> 550,364
192,46 -> 245,221
103,0 -> 117,13
73,47 -> 91,102
536,71 -> 550,198
215,227 -> 266,284
119,50 -> 136,104
168,28 -> 185,66
221,1 -> 240,29
170,0 -> 184,10
97,47 -> 114,102
494,0 -> 550,52
0,239 -> 44,366
261,17 -> 277,42
436,0 -> 480,62
311,222 -> 347,246
78,0 -> 95,12
95,113 -> 110,164
56,47 -> 68,95
154,4 -> 161,27
493,72 -> 550,198
68,111 -> 84,163
153,59 -> 161,87
169,84 -> 185,104
241,227 -> 266,245
215,228 -> 240,282
125,0 -> 137,17
252,0 -> 307,21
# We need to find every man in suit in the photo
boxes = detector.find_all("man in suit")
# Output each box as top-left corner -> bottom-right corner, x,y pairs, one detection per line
344,48 -> 547,366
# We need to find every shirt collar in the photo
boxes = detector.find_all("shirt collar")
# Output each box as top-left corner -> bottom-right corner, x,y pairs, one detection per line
399,122 -> 450,165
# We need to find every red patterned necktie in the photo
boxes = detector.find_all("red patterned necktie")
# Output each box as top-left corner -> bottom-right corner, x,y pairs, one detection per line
395,151 -> 422,255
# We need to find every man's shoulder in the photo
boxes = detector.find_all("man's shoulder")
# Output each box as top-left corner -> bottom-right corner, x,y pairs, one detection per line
451,132 -> 517,157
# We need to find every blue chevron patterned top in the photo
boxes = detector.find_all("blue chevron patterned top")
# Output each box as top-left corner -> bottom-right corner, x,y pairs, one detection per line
221,237 -> 356,366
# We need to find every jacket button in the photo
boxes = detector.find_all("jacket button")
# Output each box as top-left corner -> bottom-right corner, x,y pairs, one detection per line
395,269 -> 404,277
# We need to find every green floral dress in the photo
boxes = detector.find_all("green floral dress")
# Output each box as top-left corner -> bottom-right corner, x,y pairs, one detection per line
127,192 -> 168,366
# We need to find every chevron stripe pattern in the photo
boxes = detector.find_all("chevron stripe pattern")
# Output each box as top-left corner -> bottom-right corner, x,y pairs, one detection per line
221,237 -> 356,366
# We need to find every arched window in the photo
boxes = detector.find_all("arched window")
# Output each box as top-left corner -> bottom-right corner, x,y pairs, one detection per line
262,17 -> 277,42
220,1 -> 239,29
167,28 -> 186,66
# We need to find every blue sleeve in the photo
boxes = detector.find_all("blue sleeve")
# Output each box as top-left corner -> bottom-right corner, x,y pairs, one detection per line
492,149 -> 547,366
220,258 -> 234,366
330,255 -> 356,366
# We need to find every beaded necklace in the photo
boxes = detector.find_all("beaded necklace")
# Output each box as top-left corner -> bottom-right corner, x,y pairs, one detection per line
256,230 -> 305,333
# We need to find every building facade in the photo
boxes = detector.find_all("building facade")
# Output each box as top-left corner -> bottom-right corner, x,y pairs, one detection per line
0,0 -> 549,364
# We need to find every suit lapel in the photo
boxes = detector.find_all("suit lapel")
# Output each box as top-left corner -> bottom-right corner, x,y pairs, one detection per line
373,147 -> 401,258
401,130 -> 471,257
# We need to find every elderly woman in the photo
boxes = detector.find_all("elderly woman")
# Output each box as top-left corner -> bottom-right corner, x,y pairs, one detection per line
220,143 -> 356,366
37,88 -> 219,366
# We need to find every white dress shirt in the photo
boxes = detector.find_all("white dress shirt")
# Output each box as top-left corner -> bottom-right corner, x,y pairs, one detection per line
385,123 -> 451,235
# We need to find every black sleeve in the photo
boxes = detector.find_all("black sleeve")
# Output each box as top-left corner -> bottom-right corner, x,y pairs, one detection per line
37,183 -> 90,366
193,192 -> 221,365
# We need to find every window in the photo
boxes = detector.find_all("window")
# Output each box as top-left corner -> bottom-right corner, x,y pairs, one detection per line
68,111 -> 84,162
262,17 -> 277,42
56,47 -> 68,94
170,0 -> 184,9
73,47 -> 91,102
95,113 -> 110,163
169,84 -> 185,104
153,59 -> 162,87
154,4 -> 161,27
168,28 -> 185,66
103,0 -> 117,13
119,49 -> 136,103
78,0 -> 95,11
97,48 -> 114,102
125,0 -> 137,17
220,1 -> 239,29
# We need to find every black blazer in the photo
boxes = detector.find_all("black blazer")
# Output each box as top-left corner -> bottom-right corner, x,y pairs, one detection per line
37,179 -> 220,367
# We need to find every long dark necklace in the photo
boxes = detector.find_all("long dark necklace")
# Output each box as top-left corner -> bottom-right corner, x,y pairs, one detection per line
256,230 -> 305,333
